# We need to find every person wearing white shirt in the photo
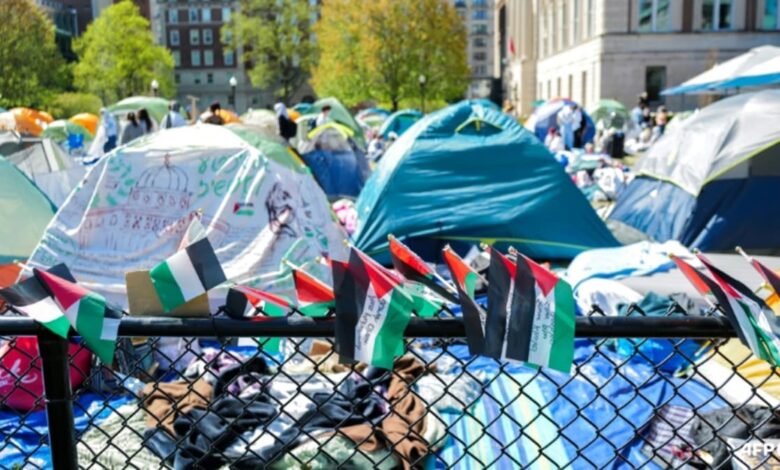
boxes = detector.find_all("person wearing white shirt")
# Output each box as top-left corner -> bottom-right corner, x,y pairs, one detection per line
162,101 -> 187,129
557,104 -> 575,150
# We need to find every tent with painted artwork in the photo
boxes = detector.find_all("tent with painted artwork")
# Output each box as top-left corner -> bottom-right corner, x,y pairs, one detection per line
609,90 -> 780,251
353,100 -> 618,262
525,98 -> 596,145
25,124 -> 347,308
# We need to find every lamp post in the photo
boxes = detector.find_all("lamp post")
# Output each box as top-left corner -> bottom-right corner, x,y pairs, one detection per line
228,75 -> 237,109
418,74 -> 427,113
150,79 -> 159,97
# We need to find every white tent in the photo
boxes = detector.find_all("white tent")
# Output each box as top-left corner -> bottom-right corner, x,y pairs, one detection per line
662,45 -> 780,95
26,124 -> 348,308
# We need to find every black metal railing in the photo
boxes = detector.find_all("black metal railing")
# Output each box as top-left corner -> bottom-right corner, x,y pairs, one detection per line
1,311 -> 779,469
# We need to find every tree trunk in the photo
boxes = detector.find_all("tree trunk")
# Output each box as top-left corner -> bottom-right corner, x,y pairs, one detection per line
391,98 -> 399,112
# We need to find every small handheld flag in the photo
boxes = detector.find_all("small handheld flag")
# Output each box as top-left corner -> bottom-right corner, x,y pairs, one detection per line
0,275 -> 71,339
442,246 -> 485,355
388,235 -> 458,303
150,237 -> 227,313
34,269 -> 121,365
287,261 -> 335,317
225,285 -> 292,352
736,246 -> 780,296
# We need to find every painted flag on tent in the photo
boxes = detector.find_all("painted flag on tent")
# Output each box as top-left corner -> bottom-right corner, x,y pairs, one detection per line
485,248 -> 574,372
442,246 -> 485,355
290,265 -> 335,317
150,237 -> 227,313
33,268 -> 121,365
737,247 -> 780,296
225,285 -> 293,352
333,247 -> 413,369
388,234 -> 458,303
696,254 -> 780,366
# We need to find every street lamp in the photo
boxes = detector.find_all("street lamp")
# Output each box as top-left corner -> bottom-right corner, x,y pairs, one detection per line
151,79 -> 159,97
228,75 -> 237,109
418,74 -> 427,113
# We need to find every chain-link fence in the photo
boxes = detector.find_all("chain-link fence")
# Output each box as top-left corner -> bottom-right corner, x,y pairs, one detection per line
1,306 -> 779,469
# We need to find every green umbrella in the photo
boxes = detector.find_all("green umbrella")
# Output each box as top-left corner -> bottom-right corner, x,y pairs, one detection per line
41,120 -> 92,142
108,96 -> 170,124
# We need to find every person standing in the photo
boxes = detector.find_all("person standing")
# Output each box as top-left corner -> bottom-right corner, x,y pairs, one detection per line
274,103 -> 297,141
571,104 -> 585,148
655,106 -> 669,135
557,104 -> 575,150
119,112 -> 144,145
137,108 -> 154,135
162,101 -> 187,129
100,108 -> 118,153
204,102 -> 225,125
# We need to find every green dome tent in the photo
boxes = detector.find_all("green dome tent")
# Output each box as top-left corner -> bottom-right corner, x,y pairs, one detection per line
0,156 -> 56,263
307,97 -> 365,147
108,96 -> 171,124
353,100 -> 619,261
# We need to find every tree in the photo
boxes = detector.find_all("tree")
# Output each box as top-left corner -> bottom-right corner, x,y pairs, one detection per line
72,1 -> 175,104
223,0 -> 318,103
47,92 -> 103,119
0,0 -> 69,108
312,0 -> 469,110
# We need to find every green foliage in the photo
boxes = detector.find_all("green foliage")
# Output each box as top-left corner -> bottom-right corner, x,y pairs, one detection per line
223,0 -> 318,102
73,1 -> 175,104
46,92 -> 103,119
0,0 -> 69,108
312,0 -> 469,110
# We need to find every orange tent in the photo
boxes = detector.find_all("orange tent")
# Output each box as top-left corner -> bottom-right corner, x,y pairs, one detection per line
200,109 -> 242,124
69,113 -> 99,136
0,108 -> 55,136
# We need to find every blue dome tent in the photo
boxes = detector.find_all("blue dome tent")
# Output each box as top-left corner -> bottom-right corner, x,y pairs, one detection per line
610,90 -> 780,251
353,100 -> 618,261
378,109 -> 423,139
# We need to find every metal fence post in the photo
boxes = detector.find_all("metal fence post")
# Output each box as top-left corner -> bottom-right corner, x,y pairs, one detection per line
37,328 -> 78,470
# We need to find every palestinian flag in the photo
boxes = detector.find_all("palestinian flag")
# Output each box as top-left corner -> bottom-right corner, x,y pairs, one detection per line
177,213 -> 207,251
737,247 -> 780,296
669,254 -> 718,308
388,235 -> 458,303
34,269 -> 121,365
290,266 -> 335,317
225,285 -> 292,352
150,237 -> 227,313
696,254 -> 780,366
333,248 -> 412,369
0,275 -> 71,339
442,247 -> 485,355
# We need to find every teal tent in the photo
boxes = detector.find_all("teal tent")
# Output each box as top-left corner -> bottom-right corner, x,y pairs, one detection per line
378,109 -> 423,139
353,100 -> 619,261
0,155 -> 56,263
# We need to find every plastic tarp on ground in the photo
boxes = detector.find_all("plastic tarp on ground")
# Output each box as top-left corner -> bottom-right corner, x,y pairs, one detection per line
4,136 -> 86,207
610,90 -> 780,251
524,98 -> 596,144
26,124 -> 347,308
0,156 -> 56,263
353,100 -> 618,261
378,109 -> 423,139
299,123 -> 369,199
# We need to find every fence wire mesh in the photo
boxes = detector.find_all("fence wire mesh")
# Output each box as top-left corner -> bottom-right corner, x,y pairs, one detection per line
0,303 -> 779,469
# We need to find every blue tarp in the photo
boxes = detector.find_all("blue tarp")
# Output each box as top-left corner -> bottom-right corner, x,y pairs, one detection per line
353,100 -> 619,262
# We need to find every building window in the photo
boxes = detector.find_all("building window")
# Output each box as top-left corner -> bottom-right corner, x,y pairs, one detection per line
193,73 -> 201,85
202,8 -> 211,23
204,49 -> 214,66
586,0 -> 595,37
701,0 -> 733,30
203,29 -> 213,45
557,77 -> 562,96
222,7 -> 231,23
581,71 -> 587,106
224,50 -> 234,66
562,1 -> 570,47
472,9 -> 487,20
472,65 -> 487,76
191,50 -> 201,67
172,50 -> 181,67
473,37 -> 486,47
169,30 -> 179,46
568,74 -> 573,98
645,66 -> 666,102
473,51 -> 487,61
573,0 -> 580,40
168,9 -> 178,24
547,80 -> 552,99
472,24 -> 488,35
763,0 -> 780,29
189,8 -> 198,23
207,73 -> 213,84
190,29 -> 200,45
638,0 -> 671,32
